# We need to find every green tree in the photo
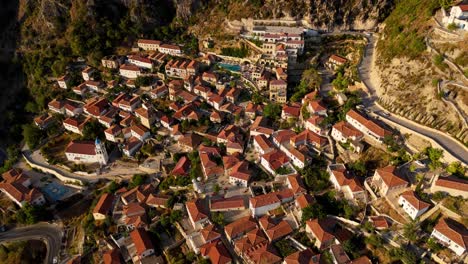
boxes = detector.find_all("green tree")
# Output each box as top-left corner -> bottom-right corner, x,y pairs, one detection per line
15,203 -> 44,224
301,204 -> 326,222
446,161 -> 466,177
214,184 -> 221,193
424,147 -> 443,170
81,120 -> 105,140
263,103 -> 282,120
22,124 -> 44,149
129,174 -> 148,188
212,212 -> 225,226
403,221 -> 418,243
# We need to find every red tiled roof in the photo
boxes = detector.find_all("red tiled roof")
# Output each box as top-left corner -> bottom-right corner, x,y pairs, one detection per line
296,193 -> 315,209
186,199 -> 208,222
287,174 -> 306,193
330,54 -> 347,64
306,218 -> 336,244
250,189 -> 293,208
200,224 -> 221,242
146,194 -> 169,207
369,216 -> 390,229
435,176 -> 468,192
210,196 -> 245,210
434,218 -> 468,249
120,64 -> 140,71
254,135 -> 275,151
375,166 -> 408,188
400,190 -> 431,210
0,182 -> 43,205
137,39 -> 162,45
244,241 -> 282,264
229,161 -> 251,182
261,150 -> 289,171
171,156 -> 191,176
333,121 -> 363,139
346,110 -> 391,138
291,130 -> 327,148
65,141 -> 96,155
309,100 -> 326,112
93,193 -> 114,216
224,216 -> 257,239
199,240 -> 232,264
130,228 -> 153,256
103,248 -> 122,264
284,249 -> 321,264
265,220 -> 293,241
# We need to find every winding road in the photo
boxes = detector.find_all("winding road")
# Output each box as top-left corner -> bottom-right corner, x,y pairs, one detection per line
358,34 -> 468,165
0,223 -> 62,264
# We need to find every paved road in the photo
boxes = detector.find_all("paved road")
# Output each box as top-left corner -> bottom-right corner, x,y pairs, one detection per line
0,223 -> 62,264
358,34 -> 468,165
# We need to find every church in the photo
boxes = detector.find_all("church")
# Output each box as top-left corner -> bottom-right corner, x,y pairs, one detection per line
65,139 -> 109,165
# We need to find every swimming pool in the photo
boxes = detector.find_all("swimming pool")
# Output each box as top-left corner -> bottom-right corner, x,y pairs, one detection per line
41,182 -> 70,202
218,63 -> 241,72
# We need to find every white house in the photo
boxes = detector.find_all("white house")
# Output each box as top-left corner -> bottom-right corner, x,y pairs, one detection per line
253,134 -> 275,156
82,66 -> 95,81
398,191 -> 430,220
260,149 -> 290,175
346,109 -> 391,143
331,121 -> 363,143
327,164 -> 366,203
130,125 -> 150,141
186,199 -> 209,229
128,55 -> 153,70
57,75 -> 70,89
443,3 -> 468,31
119,64 -> 141,79
249,189 -> 293,217
159,44 -> 183,56
137,39 -> 162,51
65,139 -> 109,165
431,218 -> 467,256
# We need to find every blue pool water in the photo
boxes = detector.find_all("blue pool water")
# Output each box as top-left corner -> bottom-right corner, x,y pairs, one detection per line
41,182 -> 70,202
218,63 -> 241,72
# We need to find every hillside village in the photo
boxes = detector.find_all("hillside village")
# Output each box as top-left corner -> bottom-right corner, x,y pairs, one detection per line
0,2 -> 467,264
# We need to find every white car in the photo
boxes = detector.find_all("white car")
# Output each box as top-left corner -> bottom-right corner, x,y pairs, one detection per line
415,160 -> 425,167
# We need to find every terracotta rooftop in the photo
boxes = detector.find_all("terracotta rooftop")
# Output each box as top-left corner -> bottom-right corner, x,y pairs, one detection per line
186,199 -> 208,222
93,193 -> 114,216
433,218 -> 468,250
330,54 -> 347,64
103,248 -> 122,264
244,241 -> 282,264
200,224 -> 221,242
306,218 -> 336,244
333,121 -> 363,139
284,249 -> 321,264
375,166 -> 408,188
434,176 -> 468,192
287,174 -> 307,193
261,150 -> 289,171
199,240 -> 232,264
224,216 -> 257,239
346,109 -> 391,138
210,196 -> 245,210
400,190 -> 431,210
296,193 -> 315,209
129,228 -> 153,256
65,140 -> 96,155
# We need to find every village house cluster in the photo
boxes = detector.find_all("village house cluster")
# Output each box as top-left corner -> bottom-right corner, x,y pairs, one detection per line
19,23 -> 468,264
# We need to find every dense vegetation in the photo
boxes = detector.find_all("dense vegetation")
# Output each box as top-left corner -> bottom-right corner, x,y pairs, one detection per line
377,0 -> 441,62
